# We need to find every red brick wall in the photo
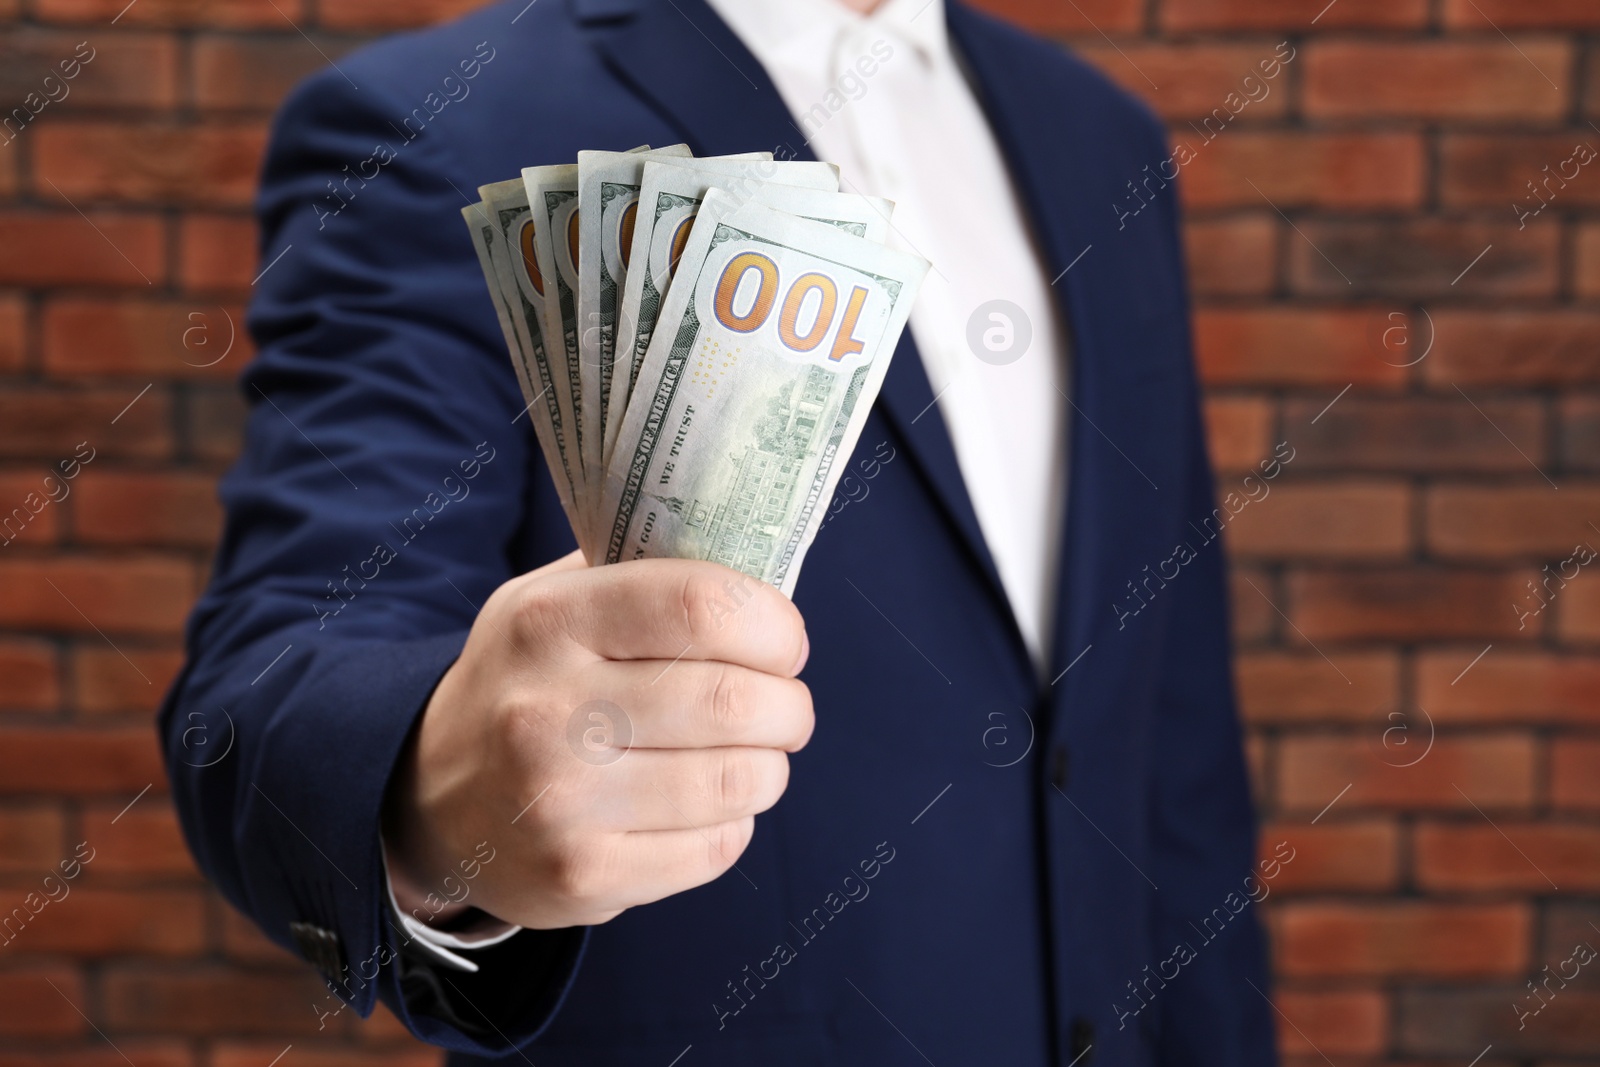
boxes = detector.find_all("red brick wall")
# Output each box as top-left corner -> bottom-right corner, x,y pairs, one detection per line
0,0 -> 1595,1063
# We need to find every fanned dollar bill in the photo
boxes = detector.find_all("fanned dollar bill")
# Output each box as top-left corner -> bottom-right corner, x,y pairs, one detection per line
598,193 -> 928,594
461,197 -> 588,553
607,157 -> 843,468
574,145 -> 694,506
520,163 -> 591,536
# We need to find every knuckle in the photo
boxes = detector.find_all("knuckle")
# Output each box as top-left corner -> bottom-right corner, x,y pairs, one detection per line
677,567 -> 727,643
713,749 -> 758,814
548,839 -> 608,902
515,579 -> 572,644
706,664 -> 752,737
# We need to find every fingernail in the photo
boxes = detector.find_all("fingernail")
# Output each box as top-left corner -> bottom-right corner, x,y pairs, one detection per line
794,632 -> 810,675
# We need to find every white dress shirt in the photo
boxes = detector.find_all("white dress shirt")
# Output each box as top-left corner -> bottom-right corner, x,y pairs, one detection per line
397,0 -> 1069,967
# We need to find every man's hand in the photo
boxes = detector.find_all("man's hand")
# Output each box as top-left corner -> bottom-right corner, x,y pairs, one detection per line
382,551 -> 812,930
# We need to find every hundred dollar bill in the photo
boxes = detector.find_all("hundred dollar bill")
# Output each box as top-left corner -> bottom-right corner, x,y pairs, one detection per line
598,193 -> 928,595
574,145 -> 695,501
521,163 -> 592,531
461,200 -> 588,553
608,157 -> 842,466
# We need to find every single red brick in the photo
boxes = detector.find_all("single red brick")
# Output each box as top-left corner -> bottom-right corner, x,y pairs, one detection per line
101,965 -> 337,1034
1076,43 -> 1292,121
0,473 -> 64,546
34,0 -> 304,26
73,470 -> 224,548
178,214 -> 258,292
9,888 -> 206,956
1416,822 -> 1600,891
1196,310 -> 1407,387
1558,572 -> 1600,643
1186,215 -> 1276,298
1287,218 -> 1559,299
1577,225 -> 1600,297
1418,651 -> 1600,726
0,557 -> 191,635
1397,986 -> 1600,1058
0,211 -> 165,287
0,387 -> 171,463
0,805 -> 66,873
1204,395 -> 1273,471
1289,568 -> 1539,642
1225,482 -> 1411,560
43,298 -> 251,380
0,294 -> 24,373
1427,312 -> 1600,387
1552,738 -> 1600,809
1305,40 -> 1570,121
1426,486 -> 1600,559
1289,397 -> 1547,475
81,801 -> 197,878
73,644 -> 184,716
1540,900 -> 1600,963
0,637 -> 61,712
0,727 -> 165,794
1162,0 -> 1426,30
193,33 -> 354,112
1236,650 -> 1400,724
1441,134 -> 1600,210
33,122 -> 268,207
316,0 -> 505,29
1273,989 -> 1388,1057
0,30 -> 179,110
1278,903 -> 1530,977
1442,0 -> 1600,28
0,965 -> 87,1037
1260,820 -> 1400,893
1181,132 -> 1426,211
1277,734 -> 1537,813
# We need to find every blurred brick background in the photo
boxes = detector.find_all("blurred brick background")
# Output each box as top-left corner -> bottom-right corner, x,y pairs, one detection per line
1,0 -> 1597,1063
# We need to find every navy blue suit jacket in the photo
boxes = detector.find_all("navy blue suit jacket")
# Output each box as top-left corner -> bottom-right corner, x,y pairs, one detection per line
159,0 -> 1276,1063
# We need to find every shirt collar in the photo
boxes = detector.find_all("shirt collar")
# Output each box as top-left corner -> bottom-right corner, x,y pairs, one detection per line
704,0 -> 949,72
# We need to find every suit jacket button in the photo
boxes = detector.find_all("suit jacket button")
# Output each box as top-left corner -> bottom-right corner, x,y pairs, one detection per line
1068,1015 -> 1094,1062
289,921 -> 344,986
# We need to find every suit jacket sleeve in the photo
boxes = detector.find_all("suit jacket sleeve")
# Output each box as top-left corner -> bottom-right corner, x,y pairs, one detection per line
1144,175 -> 1278,1066
156,66 -> 586,1055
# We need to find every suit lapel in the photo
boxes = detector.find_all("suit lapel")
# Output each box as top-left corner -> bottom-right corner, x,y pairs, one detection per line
573,0 -> 1014,620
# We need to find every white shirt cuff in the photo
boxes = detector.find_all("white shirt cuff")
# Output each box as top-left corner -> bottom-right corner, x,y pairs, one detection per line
380,840 -> 522,973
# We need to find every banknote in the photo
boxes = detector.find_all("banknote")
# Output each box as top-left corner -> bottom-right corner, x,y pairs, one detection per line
461,199 -> 588,551
520,163 -> 591,533
605,162 -> 874,469
598,193 -> 928,593
574,145 -> 694,502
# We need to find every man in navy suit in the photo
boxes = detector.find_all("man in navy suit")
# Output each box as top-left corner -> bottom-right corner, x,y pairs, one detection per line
159,0 -> 1276,1062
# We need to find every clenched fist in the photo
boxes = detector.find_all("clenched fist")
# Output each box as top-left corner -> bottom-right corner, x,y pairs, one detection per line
382,551 -> 812,930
